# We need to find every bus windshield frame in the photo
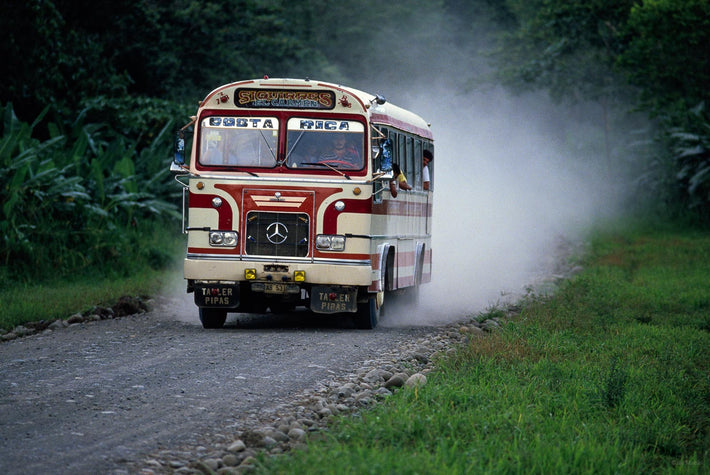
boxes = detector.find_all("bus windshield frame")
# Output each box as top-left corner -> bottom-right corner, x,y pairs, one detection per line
285,118 -> 365,171
198,116 -> 279,168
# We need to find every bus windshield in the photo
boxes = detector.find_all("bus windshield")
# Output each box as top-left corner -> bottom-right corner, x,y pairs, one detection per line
286,118 -> 364,170
199,116 -> 278,167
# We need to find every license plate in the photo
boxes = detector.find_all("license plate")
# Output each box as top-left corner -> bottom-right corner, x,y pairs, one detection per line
310,286 -> 358,314
194,285 -> 239,308
264,283 -> 286,294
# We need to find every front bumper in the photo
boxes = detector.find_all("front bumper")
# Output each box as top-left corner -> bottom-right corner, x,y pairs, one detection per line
184,256 -> 374,286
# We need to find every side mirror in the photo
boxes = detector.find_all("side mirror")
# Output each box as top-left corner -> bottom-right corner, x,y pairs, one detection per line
174,130 -> 185,165
371,145 -> 381,160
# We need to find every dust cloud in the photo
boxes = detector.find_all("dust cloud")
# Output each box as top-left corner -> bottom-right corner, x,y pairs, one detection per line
162,87 -> 623,328
162,21 -> 626,327
353,8 -> 632,327
158,266 -> 198,323
380,85 -> 623,326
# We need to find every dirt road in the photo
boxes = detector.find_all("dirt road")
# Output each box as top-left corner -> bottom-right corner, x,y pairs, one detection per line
0,296 -> 440,474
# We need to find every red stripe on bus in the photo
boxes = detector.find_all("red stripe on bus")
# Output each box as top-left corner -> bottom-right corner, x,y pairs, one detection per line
187,247 -> 241,255
397,275 -> 416,287
186,249 -> 370,261
190,193 -> 233,229
396,250 -> 416,267
310,252 -> 370,260
372,199 -> 432,217
322,198 -> 372,234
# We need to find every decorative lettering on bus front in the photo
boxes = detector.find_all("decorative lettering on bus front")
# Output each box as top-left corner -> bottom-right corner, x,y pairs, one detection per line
298,120 -> 350,131
236,88 -> 335,110
208,117 -> 276,129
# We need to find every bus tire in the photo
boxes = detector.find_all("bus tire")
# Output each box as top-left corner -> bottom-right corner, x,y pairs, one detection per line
355,293 -> 382,329
199,308 -> 227,329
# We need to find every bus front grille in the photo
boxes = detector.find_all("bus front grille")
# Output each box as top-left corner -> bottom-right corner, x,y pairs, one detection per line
245,211 -> 309,257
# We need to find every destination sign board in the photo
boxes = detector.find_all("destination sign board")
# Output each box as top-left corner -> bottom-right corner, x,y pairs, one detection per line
236,88 -> 336,110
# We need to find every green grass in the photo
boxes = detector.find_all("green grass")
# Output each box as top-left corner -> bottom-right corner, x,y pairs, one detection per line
257,225 -> 710,474
0,264 -> 184,330
0,230 -> 186,331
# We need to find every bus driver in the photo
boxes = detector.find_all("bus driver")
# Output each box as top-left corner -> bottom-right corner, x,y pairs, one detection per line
319,133 -> 360,167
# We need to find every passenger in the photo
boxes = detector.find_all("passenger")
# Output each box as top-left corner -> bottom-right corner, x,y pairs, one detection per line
202,141 -> 223,165
319,133 -> 360,168
422,149 -> 433,191
227,134 -> 266,166
389,163 -> 411,198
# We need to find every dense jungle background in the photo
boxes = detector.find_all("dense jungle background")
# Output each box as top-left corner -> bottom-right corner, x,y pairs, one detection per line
1,0 -> 708,285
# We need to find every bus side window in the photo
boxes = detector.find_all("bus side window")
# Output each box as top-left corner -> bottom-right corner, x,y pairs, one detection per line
403,136 -> 412,186
372,129 -> 391,204
423,144 -> 433,191
372,126 -> 389,171
413,138 -> 423,189
396,133 -> 406,184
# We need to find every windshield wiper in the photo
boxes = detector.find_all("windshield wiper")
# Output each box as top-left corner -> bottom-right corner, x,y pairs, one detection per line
257,129 -> 277,161
285,132 -> 305,163
301,162 -> 351,180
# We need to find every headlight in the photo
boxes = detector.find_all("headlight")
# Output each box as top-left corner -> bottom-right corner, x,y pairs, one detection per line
330,235 -> 346,250
209,231 -> 238,247
315,234 -> 346,251
223,232 -> 237,246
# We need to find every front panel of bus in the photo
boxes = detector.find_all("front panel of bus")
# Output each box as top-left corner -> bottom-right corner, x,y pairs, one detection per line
183,83 -> 380,315
178,80 -> 432,326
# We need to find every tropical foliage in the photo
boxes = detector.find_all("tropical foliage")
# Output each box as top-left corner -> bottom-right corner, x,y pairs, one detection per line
0,103 -> 179,283
1,0 -> 708,285
489,0 -> 710,221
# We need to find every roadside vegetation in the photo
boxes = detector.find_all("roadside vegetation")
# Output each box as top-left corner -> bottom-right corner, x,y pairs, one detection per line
256,223 -> 710,474
0,261 -> 182,331
2,1 -> 708,331
0,102 -> 185,331
1,3 -> 709,469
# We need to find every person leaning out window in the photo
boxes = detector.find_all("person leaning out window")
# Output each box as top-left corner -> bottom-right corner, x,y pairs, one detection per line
422,149 -> 433,191
389,163 -> 411,198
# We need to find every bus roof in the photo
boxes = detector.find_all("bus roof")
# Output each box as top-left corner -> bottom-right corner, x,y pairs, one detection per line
200,78 -> 433,140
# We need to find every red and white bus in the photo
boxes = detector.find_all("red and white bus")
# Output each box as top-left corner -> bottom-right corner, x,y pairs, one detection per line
172,78 -> 433,329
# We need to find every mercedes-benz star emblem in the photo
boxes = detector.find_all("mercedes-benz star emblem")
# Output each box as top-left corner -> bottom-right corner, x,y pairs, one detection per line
266,221 -> 288,244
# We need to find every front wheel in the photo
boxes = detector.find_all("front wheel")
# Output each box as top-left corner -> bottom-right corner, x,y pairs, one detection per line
354,292 -> 382,329
199,308 -> 227,329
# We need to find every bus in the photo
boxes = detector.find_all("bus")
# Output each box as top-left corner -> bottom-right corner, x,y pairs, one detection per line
171,77 -> 433,329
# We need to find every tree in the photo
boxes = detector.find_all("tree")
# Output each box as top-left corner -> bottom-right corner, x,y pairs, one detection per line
490,0 -> 639,176
490,0 -> 710,221
617,0 -> 710,220
0,0 -> 132,122
618,0 -> 710,115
